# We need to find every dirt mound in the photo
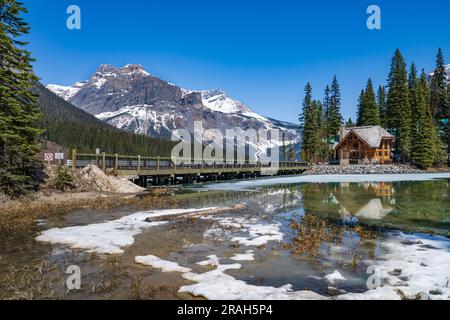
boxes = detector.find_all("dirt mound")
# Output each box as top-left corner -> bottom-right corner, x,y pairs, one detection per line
71,165 -> 144,193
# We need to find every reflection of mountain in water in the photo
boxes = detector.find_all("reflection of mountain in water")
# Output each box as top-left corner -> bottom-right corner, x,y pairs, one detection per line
186,178 -> 449,234
352,199 -> 393,220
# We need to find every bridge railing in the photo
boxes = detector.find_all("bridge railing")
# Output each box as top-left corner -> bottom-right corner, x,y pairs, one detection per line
71,150 -> 308,174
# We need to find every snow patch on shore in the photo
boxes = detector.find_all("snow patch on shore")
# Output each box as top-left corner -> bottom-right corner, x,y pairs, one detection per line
135,255 -> 191,273
36,207 -> 216,254
339,233 -> 450,300
179,262 -> 327,300
230,250 -> 255,261
325,270 -> 346,284
196,255 -> 221,267
203,216 -> 284,247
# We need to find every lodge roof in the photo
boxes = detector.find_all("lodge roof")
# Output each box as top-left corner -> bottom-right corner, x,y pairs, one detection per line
335,126 -> 394,150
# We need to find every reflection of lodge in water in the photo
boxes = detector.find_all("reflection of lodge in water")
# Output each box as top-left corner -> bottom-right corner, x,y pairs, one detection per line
312,182 -> 395,220
333,182 -> 395,220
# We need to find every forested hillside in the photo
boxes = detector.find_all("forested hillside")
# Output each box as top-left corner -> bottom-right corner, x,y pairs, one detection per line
34,83 -> 175,156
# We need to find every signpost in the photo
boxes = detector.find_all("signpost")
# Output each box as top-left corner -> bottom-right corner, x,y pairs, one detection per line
44,153 -> 54,164
55,153 -> 64,165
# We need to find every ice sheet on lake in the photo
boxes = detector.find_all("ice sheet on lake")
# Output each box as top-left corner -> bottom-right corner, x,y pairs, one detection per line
35,207 -> 216,254
135,255 -> 191,273
199,173 -> 450,191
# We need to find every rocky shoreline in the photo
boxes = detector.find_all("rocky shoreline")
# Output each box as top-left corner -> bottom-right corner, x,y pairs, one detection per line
305,164 -> 423,175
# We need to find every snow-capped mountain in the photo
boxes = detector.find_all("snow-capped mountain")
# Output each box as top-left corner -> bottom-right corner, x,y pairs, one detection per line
47,64 -> 300,158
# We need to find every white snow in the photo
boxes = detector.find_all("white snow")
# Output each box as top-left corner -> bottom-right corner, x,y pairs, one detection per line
196,255 -> 221,267
230,250 -> 255,261
179,262 -> 327,300
338,233 -> 450,300
200,173 -> 450,191
200,90 -> 253,115
95,104 -> 178,135
46,82 -> 85,100
135,255 -> 191,273
178,232 -> 450,300
204,216 -> 284,247
231,223 -> 284,246
35,207 -> 216,254
324,270 -> 347,284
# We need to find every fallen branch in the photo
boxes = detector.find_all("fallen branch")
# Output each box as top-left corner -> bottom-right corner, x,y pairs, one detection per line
144,204 -> 245,222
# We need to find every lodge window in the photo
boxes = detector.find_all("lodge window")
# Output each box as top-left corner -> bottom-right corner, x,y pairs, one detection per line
379,151 -> 382,157
385,151 -> 388,156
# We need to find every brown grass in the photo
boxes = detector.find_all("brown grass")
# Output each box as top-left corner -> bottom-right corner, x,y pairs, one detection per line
0,191 -> 176,235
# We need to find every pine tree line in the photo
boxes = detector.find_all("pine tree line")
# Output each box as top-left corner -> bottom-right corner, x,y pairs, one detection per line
0,0 -> 44,196
385,49 -> 447,168
299,48 -> 449,168
357,78 -> 380,126
300,79 -> 340,163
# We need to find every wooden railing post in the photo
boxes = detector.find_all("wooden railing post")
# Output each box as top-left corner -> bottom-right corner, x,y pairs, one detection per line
102,152 -> 106,172
72,149 -> 77,169
157,156 -> 160,173
137,155 -> 141,174
114,153 -> 119,175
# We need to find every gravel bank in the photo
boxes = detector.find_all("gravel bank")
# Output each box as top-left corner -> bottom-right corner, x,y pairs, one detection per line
305,164 -> 422,175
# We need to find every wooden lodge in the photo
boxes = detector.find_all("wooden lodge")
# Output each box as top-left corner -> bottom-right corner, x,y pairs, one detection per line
333,126 -> 394,165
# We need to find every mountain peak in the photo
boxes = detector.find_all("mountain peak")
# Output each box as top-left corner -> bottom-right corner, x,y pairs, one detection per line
95,64 -> 150,77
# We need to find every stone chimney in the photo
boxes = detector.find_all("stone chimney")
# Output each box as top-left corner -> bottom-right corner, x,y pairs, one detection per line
338,126 -> 347,142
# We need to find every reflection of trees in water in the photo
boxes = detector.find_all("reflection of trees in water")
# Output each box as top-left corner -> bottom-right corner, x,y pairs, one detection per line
384,180 -> 449,231
297,180 -> 450,233
286,214 -> 379,271
184,178 -> 449,232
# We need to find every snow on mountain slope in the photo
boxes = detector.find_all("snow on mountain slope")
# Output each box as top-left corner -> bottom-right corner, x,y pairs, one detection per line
46,82 -> 86,101
47,64 -> 301,158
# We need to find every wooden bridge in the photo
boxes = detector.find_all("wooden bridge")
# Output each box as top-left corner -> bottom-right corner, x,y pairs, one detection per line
71,150 -> 309,186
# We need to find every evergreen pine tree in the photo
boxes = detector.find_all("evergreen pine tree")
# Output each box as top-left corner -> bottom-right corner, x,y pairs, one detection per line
411,72 -> 440,168
315,100 -> 329,161
345,118 -> 355,127
288,133 -> 295,161
323,85 -> 331,140
358,79 -> 380,126
299,82 -> 312,131
356,89 -> 365,126
0,0 -> 43,196
408,62 -> 419,122
377,85 -> 387,128
408,62 -> 418,91
282,132 -> 287,161
430,48 -> 449,165
327,76 -> 343,140
386,49 -> 412,161
430,49 -> 447,119
300,83 -> 315,162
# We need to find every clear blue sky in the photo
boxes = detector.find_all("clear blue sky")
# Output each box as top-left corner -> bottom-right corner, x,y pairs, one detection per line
23,0 -> 450,122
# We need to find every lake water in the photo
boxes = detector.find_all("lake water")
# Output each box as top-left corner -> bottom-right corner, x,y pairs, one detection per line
1,174 -> 449,300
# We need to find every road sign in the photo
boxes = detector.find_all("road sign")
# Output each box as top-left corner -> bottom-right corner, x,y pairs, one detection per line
55,153 -> 64,160
44,153 -> 54,162
96,148 -> 100,155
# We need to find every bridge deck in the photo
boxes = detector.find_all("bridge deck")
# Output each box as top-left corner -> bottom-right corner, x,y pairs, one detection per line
71,150 -> 308,185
